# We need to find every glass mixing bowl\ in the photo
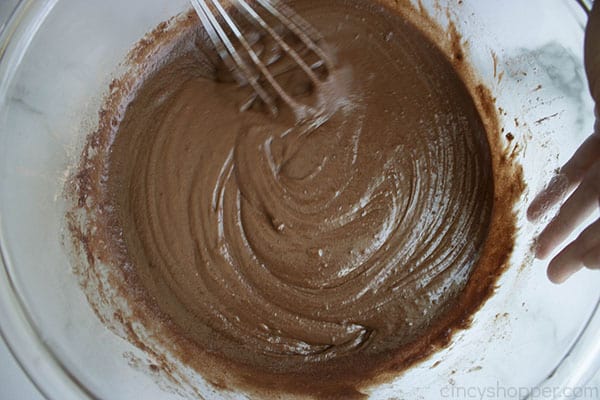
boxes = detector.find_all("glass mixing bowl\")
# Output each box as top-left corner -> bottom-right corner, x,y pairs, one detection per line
0,0 -> 599,399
